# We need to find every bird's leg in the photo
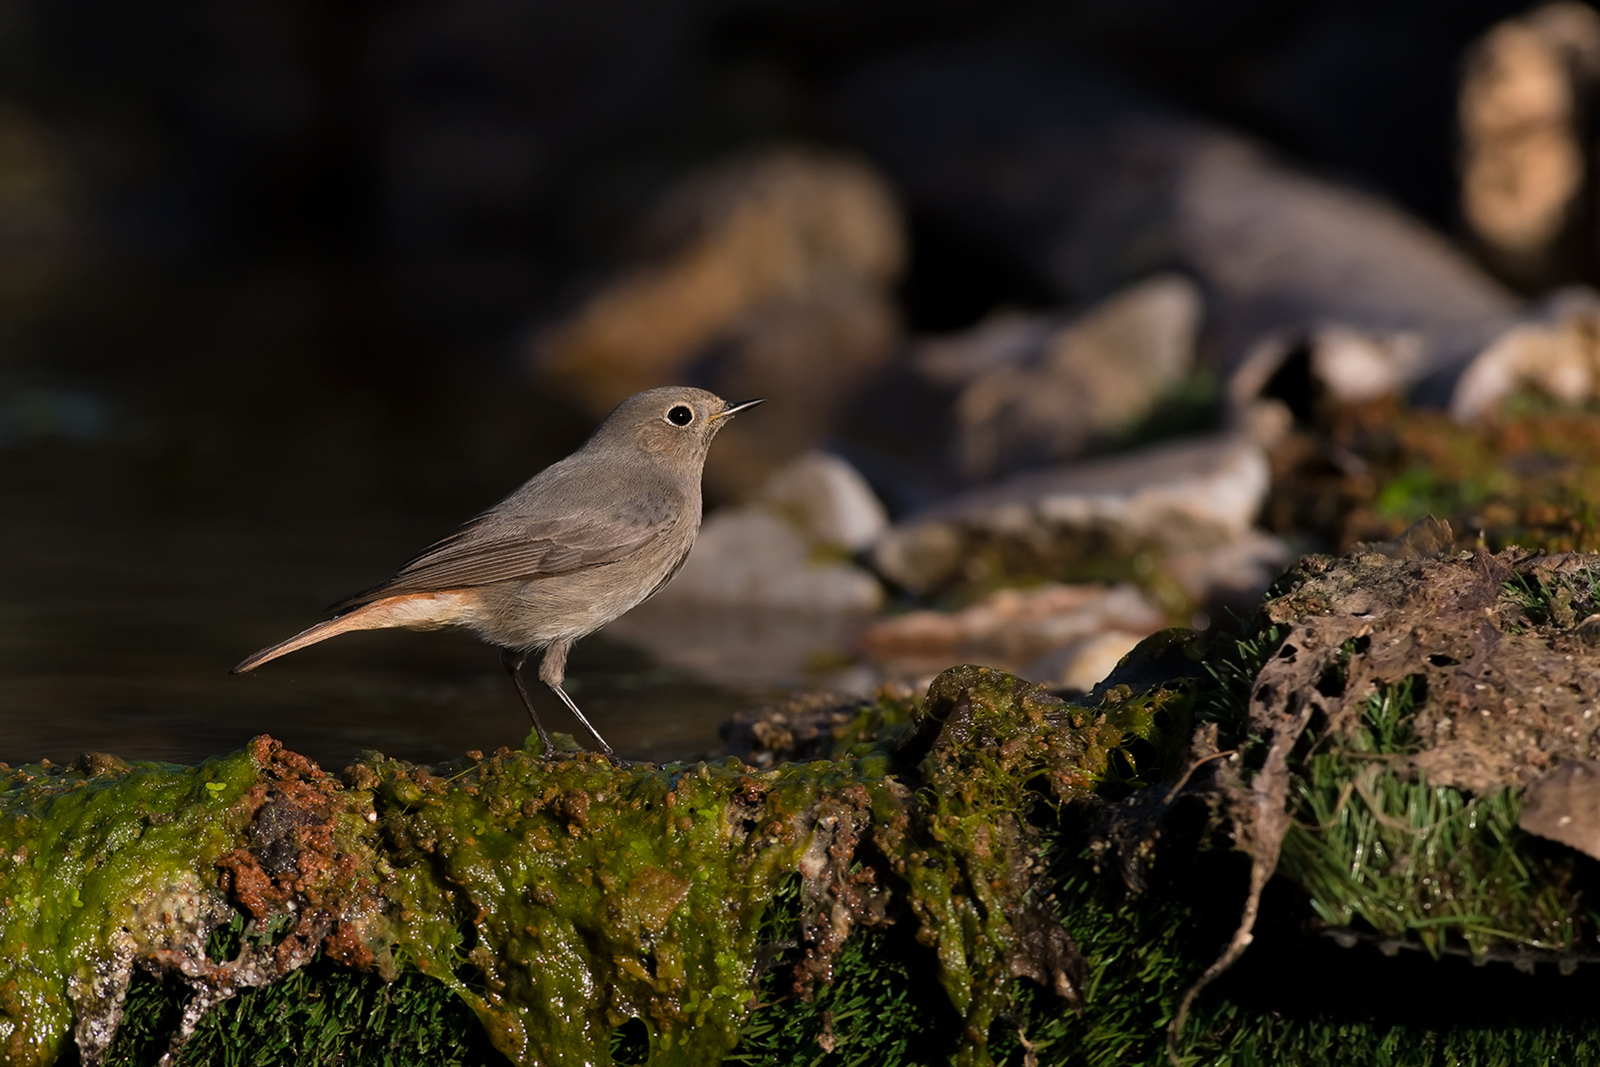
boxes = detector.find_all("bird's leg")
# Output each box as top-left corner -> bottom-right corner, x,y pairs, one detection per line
501,648 -> 560,759
538,639 -> 628,766
545,681 -> 627,766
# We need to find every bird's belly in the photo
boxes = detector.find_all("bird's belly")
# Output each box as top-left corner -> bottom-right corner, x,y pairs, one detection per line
468,560 -> 677,650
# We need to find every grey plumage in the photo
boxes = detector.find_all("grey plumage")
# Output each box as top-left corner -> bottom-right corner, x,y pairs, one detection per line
233,386 -> 762,761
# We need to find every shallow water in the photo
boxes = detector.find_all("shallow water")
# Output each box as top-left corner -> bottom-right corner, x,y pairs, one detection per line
0,481 -> 797,769
0,346 -> 828,771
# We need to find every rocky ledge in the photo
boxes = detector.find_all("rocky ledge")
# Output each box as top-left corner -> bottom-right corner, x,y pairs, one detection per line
11,538 -> 1600,1066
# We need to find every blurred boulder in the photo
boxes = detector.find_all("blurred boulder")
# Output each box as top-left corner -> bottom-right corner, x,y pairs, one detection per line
756,449 -> 888,553
857,582 -> 1163,684
700,280 -> 899,495
1450,286 -> 1600,421
607,601 -> 873,695
840,42 -> 1521,391
871,434 -> 1270,597
612,451 -> 885,691
1162,529 -> 1293,612
1229,325 -> 1427,415
654,508 -> 883,613
914,274 -> 1202,481
1228,285 -> 1600,429
533,146 -> 905,495
1026,629 -> 1150,694
1459,2 -> 1600,288
645,451 -> 887,613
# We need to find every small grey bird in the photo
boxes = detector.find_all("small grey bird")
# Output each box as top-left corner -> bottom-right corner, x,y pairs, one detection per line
232,386 -> 762,761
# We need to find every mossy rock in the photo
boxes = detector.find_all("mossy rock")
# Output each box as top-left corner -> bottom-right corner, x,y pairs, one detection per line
11,547 -> 1600,1066
3,668 -> 1185,1067
1264,394 -> 1600,554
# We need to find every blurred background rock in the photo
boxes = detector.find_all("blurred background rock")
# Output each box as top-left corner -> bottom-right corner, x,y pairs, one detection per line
6,0 -> 1600,767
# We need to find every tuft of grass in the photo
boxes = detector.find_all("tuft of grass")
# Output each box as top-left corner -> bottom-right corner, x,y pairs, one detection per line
103,956 -> 511,1067
1501,566 -> 1600,631
1278,680 -> 1591,959
1195,617 -> 1287,744
727,887 -> 954,1067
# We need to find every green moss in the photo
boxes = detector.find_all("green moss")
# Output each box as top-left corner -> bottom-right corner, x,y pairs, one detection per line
361,751 -> 894,1065
0,660 -> 1162,1066
24,596 -> 1600,1066
354,665 -> 1165,1067
0,750 -> 261,1067
1275,400 -> 1600,553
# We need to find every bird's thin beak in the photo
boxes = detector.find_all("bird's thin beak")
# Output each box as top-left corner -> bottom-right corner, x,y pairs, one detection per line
712,397 -> 764,421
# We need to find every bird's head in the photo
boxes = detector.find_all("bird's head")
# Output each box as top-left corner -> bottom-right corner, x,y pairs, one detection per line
589,386 -> 764,465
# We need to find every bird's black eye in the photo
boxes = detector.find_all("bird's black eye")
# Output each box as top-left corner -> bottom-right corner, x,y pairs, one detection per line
667,405 -> 694,426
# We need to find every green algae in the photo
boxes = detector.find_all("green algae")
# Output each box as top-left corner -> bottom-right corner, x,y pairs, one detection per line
352,666 -> 1147,1067
358,751 -> 896,1066
0,749 -> 261,1066
26,565 -> 1600,1066
6,664 -> 1169,1066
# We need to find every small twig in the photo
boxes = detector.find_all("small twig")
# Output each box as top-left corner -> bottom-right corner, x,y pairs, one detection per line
1167,700 -> 1315,1066
1162,750 -> 1238,805
1318,780 -> 1356,830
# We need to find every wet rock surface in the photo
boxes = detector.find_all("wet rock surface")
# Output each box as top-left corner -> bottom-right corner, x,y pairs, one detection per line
0,738 -> 388,1067
7,666 -> 1145,1066
21,540 -> 1600,1062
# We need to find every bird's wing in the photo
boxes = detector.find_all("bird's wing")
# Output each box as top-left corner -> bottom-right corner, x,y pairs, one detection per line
331,487 -> 677,611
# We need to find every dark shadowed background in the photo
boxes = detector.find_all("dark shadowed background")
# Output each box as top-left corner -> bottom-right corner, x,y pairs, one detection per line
0,0 -> 1570,767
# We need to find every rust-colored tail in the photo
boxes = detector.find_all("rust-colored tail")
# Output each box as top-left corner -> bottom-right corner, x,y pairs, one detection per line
232,612 -> 376,674
231,592 -> 469,674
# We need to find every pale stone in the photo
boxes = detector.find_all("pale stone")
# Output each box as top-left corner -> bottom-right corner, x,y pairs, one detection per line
872,435 -> 1270,595
1028,630 -> 1149,692
1450,289 -> 1600,422
857,582 -> 1164,679
757,450 -> 888,553
912,275 -> 1202,479
654,508 -> 883,613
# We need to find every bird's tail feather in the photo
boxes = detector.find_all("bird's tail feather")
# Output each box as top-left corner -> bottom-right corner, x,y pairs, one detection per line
232,612 -> 377,674
231,592 -> 469,674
